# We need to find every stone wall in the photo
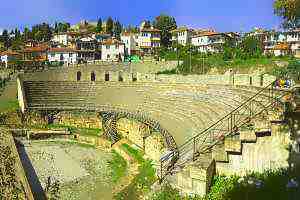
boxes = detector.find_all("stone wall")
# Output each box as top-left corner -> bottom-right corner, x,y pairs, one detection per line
174,155 -> 215,197
54,111 -> 102,129
144,132 -> 167,163
116,118 -> 150,149
19,65 -> 276,87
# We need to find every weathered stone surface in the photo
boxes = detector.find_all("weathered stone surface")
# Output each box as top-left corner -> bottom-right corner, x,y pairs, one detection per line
225,137 -> 241,153
254,119 -> 270,133
240,130 -> 257,142
145,132 -> 167,163
212,145 -> 228,162
117,118 -> 149,148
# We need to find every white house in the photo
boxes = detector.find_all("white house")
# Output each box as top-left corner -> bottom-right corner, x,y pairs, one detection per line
171,27 -> 193,46
264,31 -> 286,54
121,32 -> 138,56
286,29 -> 300,58
138,27 -> 161,54
101,39 -> 125,62
51,32 -> 77,47
0,50 -> 21,68
191,31 -> 228,53
47,48 -> 77,65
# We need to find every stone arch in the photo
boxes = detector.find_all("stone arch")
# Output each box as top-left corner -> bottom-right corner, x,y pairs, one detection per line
91,71 -> 96,82
77,71 -> 81,81
105,72 -> 110,81
118,71 -> 123,82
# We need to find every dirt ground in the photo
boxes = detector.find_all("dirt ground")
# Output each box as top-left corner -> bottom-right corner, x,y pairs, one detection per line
20,139 -> 115,200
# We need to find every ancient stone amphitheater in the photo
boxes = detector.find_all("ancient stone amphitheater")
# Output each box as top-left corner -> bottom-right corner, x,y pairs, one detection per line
17,66 -> 290,196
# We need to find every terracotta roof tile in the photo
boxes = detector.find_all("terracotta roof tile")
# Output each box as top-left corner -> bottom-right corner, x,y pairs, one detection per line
102,39 -> 124,45
0,50 -> 21,56
48,48 -> 77,53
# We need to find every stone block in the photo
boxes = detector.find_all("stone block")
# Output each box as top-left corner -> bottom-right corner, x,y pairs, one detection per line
225,138 -> 241,153
212,145 -> 228,162
192,179 -> 206,197
177,171 -> 193,190
189,166 -> 206,181
239,130 -> 257,142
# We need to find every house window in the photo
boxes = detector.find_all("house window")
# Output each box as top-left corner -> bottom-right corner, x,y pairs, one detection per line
77,71 -> 81,81
107,54 -> 110,59
106,45 -> 110,49
51,53 -> 55,57
69,53 -> 73,57
60,54 -> 64,61
91,71 -> 96,81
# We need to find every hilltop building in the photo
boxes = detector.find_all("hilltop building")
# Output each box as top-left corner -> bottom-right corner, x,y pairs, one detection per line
101,38 -> 125,62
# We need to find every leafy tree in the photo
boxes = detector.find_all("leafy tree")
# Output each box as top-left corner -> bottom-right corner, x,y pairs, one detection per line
240,36 -> 263,59
96,18 -> 103,33
274,0 -> 300,29
113,20 -> 123,39
106,17 -> 114,36
1,30 -> 10,49
153,14 -> 177,47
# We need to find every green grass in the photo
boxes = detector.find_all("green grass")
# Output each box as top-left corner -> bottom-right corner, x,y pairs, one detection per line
0,99 -> 19,112
108,150 -> 128,183
44,124 -> 102,137
115,144 -> 157,200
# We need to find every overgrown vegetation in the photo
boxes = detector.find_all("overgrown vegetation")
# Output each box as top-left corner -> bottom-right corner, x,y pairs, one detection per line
0,99 -> 19,112
152,168 -> 300,200
108,150 -> 128,184
114,144 -> 156,200
158,41 -> 297,75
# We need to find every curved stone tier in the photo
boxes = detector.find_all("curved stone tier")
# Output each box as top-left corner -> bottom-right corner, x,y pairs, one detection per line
20,80 -> 270,148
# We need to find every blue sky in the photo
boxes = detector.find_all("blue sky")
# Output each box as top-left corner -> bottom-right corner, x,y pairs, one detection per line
0,0 -> 282,32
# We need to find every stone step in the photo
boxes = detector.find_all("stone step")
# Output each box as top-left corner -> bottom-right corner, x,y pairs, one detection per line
239,130 -> 257,143
224,137 -> 241,153
212,144 -> 228,162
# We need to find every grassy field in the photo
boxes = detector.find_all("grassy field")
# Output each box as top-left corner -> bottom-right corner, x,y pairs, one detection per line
108,150 -> 128,184
114,144 -> 157,200
0,99 -> 19,112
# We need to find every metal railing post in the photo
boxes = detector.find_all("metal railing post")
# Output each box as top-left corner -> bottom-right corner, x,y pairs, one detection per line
193,137 -> 196,161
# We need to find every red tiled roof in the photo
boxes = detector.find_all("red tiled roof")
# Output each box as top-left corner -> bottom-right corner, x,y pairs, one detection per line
23,45 -> 48,53
192,31 -> 221,38
141,28 -> 161,33
273,43 -> 290,50
0,50 -> 21,56
102,39 -> 124,45
48,47 -> 77,53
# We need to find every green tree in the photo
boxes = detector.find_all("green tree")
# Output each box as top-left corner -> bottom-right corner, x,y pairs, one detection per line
106,17 -> 114,36
153,14 -> 177,47
96,18 -> 103,33
113,20 -> 123,39
1,30 -> 10,49
240,36 -> 263,59
274,0 -> 300,29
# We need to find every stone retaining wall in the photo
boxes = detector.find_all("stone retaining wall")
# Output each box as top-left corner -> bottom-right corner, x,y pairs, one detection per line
3,129 -> 35,200
54,111 -> 102,129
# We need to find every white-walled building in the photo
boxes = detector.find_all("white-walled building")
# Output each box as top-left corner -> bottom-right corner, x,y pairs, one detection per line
47,48 -> 77,64
0,50 -> 21,68
286,29 -> 300,58
138,27 -> 161,54
101,39 -> 125,62
51,32 -> 77,47
121,32 -> 139,56
191,31 -> 229,53
171,27 -> 193,46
